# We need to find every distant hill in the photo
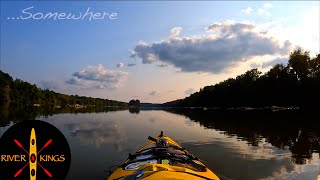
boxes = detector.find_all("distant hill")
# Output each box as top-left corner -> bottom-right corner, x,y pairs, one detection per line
0,70 -> 128,108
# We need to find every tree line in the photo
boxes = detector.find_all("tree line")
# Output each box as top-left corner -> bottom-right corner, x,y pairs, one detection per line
165,49 -> 320,109
0,71 -> 128,108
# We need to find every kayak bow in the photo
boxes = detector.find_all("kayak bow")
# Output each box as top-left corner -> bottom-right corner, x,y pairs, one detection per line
107,131 -> 220,180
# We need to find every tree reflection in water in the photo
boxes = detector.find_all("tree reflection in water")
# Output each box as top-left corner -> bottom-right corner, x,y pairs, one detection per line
164,108 -> 320,165
1,106 -> 319,166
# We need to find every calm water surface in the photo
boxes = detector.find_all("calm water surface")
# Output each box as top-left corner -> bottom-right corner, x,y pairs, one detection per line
0,108 -> 319,180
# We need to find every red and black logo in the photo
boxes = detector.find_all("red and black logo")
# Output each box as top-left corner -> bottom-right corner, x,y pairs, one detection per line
0,120 -> 71,180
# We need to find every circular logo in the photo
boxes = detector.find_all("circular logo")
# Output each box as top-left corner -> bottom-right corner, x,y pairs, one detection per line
0,120 -> 71,180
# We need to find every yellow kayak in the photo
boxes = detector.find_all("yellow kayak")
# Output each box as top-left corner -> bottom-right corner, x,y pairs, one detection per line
107,131 -> 220,180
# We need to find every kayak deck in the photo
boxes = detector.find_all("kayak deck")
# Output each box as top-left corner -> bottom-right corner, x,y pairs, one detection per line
107,131 -> 220,180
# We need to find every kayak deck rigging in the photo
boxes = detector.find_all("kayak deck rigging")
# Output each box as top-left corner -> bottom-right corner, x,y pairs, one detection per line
107,131 -> 220,180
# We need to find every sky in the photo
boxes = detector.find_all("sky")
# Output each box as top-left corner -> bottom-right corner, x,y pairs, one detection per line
0,1 -> 319,103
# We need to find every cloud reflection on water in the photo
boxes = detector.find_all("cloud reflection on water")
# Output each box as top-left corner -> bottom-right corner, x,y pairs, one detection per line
64,121 -> 126,151
47,115 -> 127,152
32,110 -> 320,179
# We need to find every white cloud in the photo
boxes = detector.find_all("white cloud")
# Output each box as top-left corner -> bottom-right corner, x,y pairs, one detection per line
261,6 -> 319,55
149,90 -> 159,96
296,6 -> 319,54
241,7 -> 253,14
185,88 -> 196,95
169,27 -> 182,38
117,63 -> 124,68
66,64 -> 128,89
263,3 -> 273,9
131,21 -> 293,73
241,3 -> 272,16
257,8 -> 271,16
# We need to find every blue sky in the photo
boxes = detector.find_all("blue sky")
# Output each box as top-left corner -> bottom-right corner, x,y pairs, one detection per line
1,1 -> 319,103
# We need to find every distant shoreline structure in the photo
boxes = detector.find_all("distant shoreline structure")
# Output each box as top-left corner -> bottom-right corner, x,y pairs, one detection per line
7,6 -> 118,21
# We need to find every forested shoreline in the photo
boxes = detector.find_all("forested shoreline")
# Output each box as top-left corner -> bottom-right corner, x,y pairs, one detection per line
1,49 -> 319,109
0,71 -> 128,108
165,49 -> 320,109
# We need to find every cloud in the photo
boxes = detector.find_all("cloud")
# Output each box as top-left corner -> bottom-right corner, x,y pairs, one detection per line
258,3 -> 272,16
39,79 -> 89,96
149,90 -> 159,96
263,3 -> 273,9
261,57 -> 288,68
66,64 -> 128,89
169,27 -> 182,38
130,41 -> 158,64
117,63 -> 124,68
250,57 -> 288,69
40,80 -> 63,90
241,7 -> 253,14
257,8 -> 271,16
131,21 -> 293,73
241,3 -> 272,16
65,77 -> 84,86
185,88 -> 196,95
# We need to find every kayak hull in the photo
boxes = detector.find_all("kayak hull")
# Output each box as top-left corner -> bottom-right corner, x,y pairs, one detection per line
107,132 -> 220,180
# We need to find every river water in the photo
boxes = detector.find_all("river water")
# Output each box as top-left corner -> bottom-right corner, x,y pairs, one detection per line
0,108 -> 319,180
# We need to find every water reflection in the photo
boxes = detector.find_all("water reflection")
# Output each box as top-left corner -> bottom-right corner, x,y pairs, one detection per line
44,113 -> 127,151
65,121 -> 125,150
164,109 -> 320,166
0,107 -> 319,180
181,141 -> 295,179
129,107 -> 140,114
0,105 -> 128,126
